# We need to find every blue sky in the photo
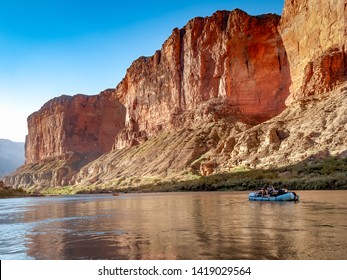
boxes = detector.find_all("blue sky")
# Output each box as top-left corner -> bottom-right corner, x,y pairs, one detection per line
0,0 -> 284,142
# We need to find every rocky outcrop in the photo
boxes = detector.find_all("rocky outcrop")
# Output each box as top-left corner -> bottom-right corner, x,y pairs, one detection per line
5,89 -> 126,188
197,84 -> 347,174
26,89 -> 125,164
114,10 -> 290,148
74,84 -> 347,188
74,101 -> 252,187
279,0 -> 347,103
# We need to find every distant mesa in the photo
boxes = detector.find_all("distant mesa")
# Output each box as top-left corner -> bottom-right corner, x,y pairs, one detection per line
0,139 -> 25,177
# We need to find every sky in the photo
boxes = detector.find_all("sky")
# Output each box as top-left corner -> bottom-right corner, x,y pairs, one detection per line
0,0 -> 284,142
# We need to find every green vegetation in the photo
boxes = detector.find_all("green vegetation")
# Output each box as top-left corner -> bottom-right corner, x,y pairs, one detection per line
0,180 -> 43,198
5,156 -> 347,196
40,185 -> 77,195
120,156 -> 347,192
0,186 -> 34,198
41,184 -> 119,195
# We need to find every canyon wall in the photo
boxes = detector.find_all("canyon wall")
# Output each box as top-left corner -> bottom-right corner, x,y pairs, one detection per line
5,0 -> 347,189
280,0 -> 347,103
114,9 -> 290,148
26,89 -> 125,164
4,90 -> 125,188
74,85 -> 347,188
76,0 -> 347,185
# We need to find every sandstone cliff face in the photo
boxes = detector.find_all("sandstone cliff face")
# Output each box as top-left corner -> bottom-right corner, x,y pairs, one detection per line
279,0 -> 347,103
114,10 -> 290,148
74,83 -> 347,188
26,89 -> 125,164
197,84 -> 347,175
74,0 -> 347,186
5,89 -> 125,188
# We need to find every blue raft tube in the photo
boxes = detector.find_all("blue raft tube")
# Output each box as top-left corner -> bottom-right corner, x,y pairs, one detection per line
248,189 -> 299,201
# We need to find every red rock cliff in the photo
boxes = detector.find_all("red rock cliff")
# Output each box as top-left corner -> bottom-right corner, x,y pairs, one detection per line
25,89 -> 126,164
279,0 -> 347,103
7,0 -> 347,190
114,10 -> 290,148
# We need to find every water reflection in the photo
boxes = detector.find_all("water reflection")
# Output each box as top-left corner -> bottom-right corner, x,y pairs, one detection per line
0,191 -> 346,259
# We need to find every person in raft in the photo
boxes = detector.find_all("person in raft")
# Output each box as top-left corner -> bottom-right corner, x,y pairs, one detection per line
258,186 -> 275,196
258,188 -> 268,196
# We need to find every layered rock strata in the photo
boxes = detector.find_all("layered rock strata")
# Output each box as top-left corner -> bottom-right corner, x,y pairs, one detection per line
26,89 -> 125,163
279,0 -> 347,103
74,84 -> 347,187
74,0 -> 347,187
198,84 -> 347,175
114,10 -> 290,148
5,90 -> 125,188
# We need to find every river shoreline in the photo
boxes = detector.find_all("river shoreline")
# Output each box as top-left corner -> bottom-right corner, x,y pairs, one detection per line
1,190 -> 346,260
75,156 -> 347,194
2,156 -> 347,197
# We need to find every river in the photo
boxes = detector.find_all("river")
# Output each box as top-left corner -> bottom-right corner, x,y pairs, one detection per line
0,191 -> 346,260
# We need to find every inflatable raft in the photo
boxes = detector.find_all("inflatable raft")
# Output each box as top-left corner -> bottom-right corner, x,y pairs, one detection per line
248,191 -> 299,201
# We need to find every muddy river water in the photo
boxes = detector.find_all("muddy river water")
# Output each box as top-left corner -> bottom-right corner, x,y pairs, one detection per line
0,191 -> 346,259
